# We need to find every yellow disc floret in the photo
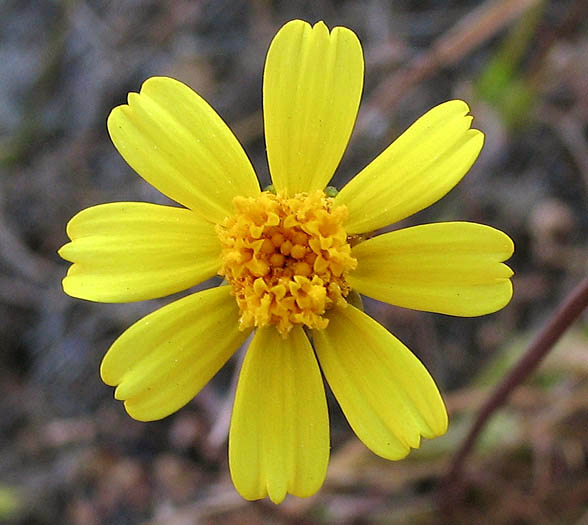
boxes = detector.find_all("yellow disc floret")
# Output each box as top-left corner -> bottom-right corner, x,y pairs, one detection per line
217,190 -> 357,336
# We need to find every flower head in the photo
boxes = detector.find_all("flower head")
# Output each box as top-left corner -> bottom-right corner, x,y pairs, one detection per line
59,20 -> 514,503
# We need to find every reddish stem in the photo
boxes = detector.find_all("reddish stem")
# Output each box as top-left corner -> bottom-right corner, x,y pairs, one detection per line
443,277 -> 588,487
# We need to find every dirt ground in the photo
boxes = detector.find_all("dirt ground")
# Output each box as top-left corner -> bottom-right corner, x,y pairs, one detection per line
0,0 -> 586,523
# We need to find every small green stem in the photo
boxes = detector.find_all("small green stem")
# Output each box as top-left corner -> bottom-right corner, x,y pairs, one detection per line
443,277 -> 588,488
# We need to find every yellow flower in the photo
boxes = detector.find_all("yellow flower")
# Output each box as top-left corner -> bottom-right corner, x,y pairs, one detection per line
58,20 -> 514,503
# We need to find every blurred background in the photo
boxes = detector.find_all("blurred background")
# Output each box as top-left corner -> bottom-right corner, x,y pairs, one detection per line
0,0 -> 586,523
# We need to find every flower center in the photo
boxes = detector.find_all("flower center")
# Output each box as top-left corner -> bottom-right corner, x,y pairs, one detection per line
217,190 -> 357,336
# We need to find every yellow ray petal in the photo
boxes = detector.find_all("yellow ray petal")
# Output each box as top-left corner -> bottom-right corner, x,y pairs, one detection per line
100,286 -> 249,421
314,305 -> 447,460
264,20 -> 364,195
229,326 -> 329,504
336,100 -> 484,234
108,77 -> 260,223
349,222 -> 514,316
58,202 -> 220,302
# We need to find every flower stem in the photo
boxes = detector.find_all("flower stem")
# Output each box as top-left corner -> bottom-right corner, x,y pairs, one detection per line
443,277 -> 588,487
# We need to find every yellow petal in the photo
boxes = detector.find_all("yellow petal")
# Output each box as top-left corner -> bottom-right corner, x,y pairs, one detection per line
349,222 -> 514,316
264,20 -> 364,195
229,326 -> 329,504
100,286 -> 249,421
336,100 -> 484,234
108,77 -> 260,223
313,305 -> 447,460
59,202 -> 220,302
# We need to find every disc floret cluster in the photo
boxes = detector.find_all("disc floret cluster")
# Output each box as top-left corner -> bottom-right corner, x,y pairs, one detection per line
217,190 -> 357,335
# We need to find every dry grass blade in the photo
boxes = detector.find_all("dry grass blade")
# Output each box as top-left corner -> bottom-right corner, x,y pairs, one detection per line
358,0 -> 542,134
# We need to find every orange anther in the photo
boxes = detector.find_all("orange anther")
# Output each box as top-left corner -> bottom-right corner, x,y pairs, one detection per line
291,244 -> 306,260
